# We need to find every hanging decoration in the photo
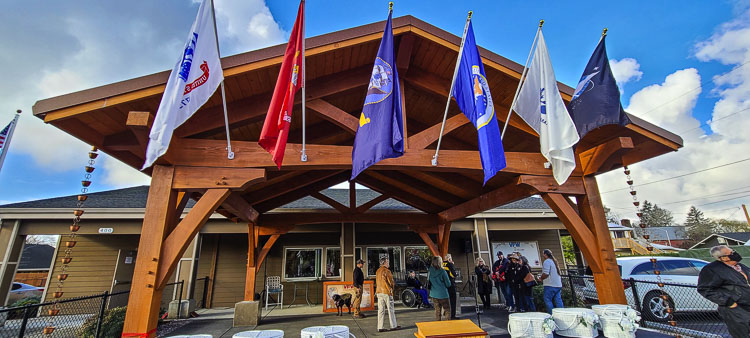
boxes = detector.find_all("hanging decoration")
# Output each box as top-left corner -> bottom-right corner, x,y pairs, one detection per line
623,166 -> 679,336
44,146 -> 98,335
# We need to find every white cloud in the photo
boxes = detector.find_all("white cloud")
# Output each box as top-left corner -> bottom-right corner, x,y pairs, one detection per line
609,58 -> 643,91
598,10 -> 750,223
214,0 -> 286,56
100,155 -> 151,188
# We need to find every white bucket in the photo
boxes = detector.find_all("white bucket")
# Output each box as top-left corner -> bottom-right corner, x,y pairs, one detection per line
300,325 -> 353,338
507,312 -> 556,338
233,330 -> 284,338
551,308 -> 598,337
591,305 -> 639,338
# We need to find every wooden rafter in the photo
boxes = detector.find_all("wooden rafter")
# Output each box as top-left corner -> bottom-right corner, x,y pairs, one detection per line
245,170 -> 344,206
401,170 -> 477,200
366,171 -> 459,208
540,193 -> 601,273
578,137 -> 634,176
355,193 -> 390,213
222,193 -> 259,224
254,171 -> 349,213
306,99 -> 358,134
259,212 -> 439,226
310,191 -> 349,213
356,173 -> 442,213
408,113 -> 469,150
256,234 -> 282,273
172,167 -> 265,190
417,231 -> 440,256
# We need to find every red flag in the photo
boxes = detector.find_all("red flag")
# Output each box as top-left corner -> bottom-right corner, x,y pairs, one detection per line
258,0 -> 304,168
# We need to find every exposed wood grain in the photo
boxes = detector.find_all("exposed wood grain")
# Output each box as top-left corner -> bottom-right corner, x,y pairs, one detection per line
417,232 -> 440,257
222,193 -> 260,224
258,212 -> 439,226
310,191 -> 349,213
172,167 -> 266,190
578,137 -> 634,176
408,113 -> 469,150
355,194 -> 390,213
541,193 -> 601,273
306,99 -> 358,134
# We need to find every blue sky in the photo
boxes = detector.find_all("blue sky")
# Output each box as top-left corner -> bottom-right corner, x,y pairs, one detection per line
1,0 -> 748,223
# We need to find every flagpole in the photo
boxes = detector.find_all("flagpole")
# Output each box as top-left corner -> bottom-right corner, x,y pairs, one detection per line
0,110 -> 21,175
301,0 -> 308,162
432,11 -> 472,167
209,0 -> 235,160
500,20 -> 543,140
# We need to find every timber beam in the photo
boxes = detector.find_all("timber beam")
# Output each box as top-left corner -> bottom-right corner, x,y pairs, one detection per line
439,222 -> 452,258
578,137 -> 634,176
540,193 -> 602,273
416,231 -> 440,257
438,175 -> 586,222
172,167 -> 266,190
222,193 -> 259,224
156,188 -> 231,288
259,212 -> 439,226
165,138 -> 557,176
408,113 -> 469,150
306,99 -> 358,134
356,194 -> 390,213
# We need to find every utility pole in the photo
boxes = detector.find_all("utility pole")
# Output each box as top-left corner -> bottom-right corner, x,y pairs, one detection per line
743,204 -> 750,227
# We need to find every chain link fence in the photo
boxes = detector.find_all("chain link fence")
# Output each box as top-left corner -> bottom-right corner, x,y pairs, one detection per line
557,275 -> 729,338
0,279 -> 205,338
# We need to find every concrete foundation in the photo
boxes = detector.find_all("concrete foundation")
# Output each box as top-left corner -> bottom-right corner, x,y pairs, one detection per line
233,300 -> 261,327
168,299 -> 195,319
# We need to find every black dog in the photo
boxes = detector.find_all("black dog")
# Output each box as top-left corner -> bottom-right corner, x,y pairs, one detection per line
332,293 -> 352,316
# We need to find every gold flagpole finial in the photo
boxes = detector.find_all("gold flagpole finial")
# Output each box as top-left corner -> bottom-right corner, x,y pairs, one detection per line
389,2 -> 393,11
539,20 -> 545,28
602,28 -> 608,36
468,11 -> 473,19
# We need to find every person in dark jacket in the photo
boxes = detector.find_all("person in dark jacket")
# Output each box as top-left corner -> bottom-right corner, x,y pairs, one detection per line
507,254 -> 522,312
475,257 -> 493,309
518,256 -> 536,312
443,254 -> 458,319
352,259 -> 366,318
406,270 -> 431,308
493,251 -> 512,309
697,245 -> 750,338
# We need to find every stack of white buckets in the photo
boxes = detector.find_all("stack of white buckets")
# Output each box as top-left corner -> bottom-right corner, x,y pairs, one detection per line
508,305 -> 640,338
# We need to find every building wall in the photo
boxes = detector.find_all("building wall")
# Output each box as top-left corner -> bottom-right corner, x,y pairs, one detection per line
487,229 -> 564,273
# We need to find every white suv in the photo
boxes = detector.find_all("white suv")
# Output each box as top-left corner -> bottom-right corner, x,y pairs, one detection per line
579,257 -> 716,322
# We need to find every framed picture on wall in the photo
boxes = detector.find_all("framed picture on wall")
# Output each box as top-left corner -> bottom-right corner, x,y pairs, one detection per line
322,281 -> 375,313
492,241 -> 542,268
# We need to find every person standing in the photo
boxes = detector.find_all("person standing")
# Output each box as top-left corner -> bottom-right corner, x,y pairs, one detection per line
539,249 -> 563,313
375,257 -> 400,332
507,254 -> 522,312
697,245 -> 750,338
475,257 -> 493,310
443,254 -> 458,319
518,256 -> 537,312
493,251 -> 512,309
428,256 -> 453,321
352,259 -> 366,318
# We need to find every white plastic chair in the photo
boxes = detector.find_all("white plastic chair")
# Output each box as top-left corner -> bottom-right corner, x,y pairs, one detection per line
265,276 -> 283,311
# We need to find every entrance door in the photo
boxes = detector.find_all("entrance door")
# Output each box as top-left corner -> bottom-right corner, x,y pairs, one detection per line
109,249 -> 137,308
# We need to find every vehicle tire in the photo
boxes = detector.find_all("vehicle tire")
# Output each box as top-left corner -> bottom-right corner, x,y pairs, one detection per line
642,291 -> 674,322
401,288 -> 418,308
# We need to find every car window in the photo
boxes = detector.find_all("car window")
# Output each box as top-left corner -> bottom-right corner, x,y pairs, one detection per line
11,283 -> 21,290
631,262 -> 663,275
689,260 -> 708,271
661,260 -> 699,276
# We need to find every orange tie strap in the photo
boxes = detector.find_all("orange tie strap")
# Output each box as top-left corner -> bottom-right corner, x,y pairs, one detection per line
121,328 -> 157,337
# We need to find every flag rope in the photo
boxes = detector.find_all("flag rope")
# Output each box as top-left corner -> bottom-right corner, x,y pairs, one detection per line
301,0 -> 308,162
500,20 -> 543,140
432,11 -> 473,167
210,0 -> 234,159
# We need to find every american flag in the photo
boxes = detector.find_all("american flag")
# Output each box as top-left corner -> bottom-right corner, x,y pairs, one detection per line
0,121 -> 11,150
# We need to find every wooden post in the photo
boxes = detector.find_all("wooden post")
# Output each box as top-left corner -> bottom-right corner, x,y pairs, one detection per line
743,204 -> 750,227
123,166 -> 178,338
244,223 -> 257,301
577,177 -> 627,305
439,222 -> 452,258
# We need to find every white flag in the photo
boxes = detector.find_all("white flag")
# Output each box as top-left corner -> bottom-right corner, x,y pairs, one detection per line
513,31 -> 580,185
143,0 -> 223,169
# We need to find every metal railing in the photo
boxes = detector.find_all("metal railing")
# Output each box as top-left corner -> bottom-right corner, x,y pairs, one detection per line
0,278 -> 209,338
554,275 -> 729,338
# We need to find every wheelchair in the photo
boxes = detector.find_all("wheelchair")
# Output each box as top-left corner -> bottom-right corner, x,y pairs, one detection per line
400,287 -> 424,308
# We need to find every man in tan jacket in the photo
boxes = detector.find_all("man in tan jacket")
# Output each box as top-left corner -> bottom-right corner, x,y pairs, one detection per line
375,257 -> 399,332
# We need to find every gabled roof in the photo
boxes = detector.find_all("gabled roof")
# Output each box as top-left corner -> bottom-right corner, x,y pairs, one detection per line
19,244 -> 55,270
689,232 -> 750,249
641,226 -> 688,241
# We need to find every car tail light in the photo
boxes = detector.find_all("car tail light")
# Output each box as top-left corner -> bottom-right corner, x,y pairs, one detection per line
622,280 -> 632,289
37,287 -> 45,292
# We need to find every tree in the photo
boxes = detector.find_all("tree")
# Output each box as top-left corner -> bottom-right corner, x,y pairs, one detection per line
714,218 -> 750,233
604,206 -> 619,225
684,206 -> 716,244
638,200 -> 674,227
560,236 -> 577,265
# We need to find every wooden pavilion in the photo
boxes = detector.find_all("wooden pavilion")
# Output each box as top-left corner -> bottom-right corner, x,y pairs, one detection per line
32,15 -> 681,336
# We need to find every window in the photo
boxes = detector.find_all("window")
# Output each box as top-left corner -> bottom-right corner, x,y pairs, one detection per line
366,247 -> 401,276
717,237 -> 727,244
660,260 -> 699,276
689,260 -> 708,271
325,247 -> 341,278
284,248 -> 322,280
631,262 -> 665,275
404,246 -> 432,273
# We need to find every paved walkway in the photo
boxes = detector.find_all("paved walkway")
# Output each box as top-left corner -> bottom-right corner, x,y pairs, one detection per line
162,304 -> 676,337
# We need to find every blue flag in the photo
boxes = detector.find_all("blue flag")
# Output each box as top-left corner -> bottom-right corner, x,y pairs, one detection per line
351,12 -> 404,180
452,22 -> 506,184
567,36 -> 631,139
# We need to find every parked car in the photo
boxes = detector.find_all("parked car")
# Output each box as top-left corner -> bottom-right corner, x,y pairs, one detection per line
578,257 -> 716,322
7,282 -> 43,304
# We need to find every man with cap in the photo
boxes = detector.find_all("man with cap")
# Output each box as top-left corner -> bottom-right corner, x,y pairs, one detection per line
352,259 -> 366,318
493,251 -> 512,309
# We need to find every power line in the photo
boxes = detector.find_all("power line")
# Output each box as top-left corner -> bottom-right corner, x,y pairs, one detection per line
601,157 -> 750,194
635,60 -> 750,118
677,106 -> 750,136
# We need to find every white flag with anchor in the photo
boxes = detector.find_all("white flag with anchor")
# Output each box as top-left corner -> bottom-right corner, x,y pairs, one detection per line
513,31 -> 580,185
143,0 -> 223,169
